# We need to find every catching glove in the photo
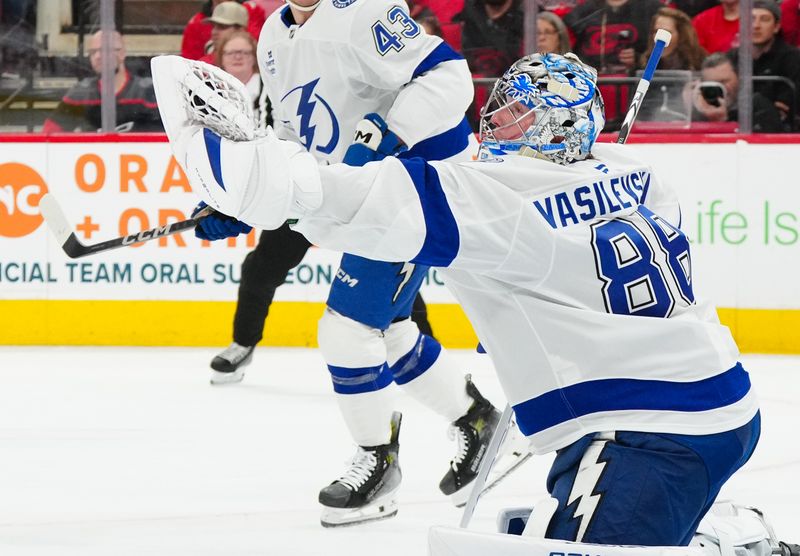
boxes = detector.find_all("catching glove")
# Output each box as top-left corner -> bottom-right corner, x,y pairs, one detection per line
342,113 -> 408,167
192,201 -> 252,241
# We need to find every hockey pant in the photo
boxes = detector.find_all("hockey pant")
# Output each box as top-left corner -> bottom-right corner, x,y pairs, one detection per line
544,412 -> 761,545
230,226 -> 432,347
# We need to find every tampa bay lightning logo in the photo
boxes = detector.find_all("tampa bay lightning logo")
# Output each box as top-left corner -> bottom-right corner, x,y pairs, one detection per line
332,0 -> 357,6
281,77 -> 340,155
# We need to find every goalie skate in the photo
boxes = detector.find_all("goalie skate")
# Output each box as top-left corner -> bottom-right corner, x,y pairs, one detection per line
319,412 -> 402,528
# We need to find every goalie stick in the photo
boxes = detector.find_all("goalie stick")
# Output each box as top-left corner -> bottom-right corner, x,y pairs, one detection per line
459,28 -> 674,530
39,193 -> 215,259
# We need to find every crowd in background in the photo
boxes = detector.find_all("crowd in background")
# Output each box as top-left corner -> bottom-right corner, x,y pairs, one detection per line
0,0 -> 799,132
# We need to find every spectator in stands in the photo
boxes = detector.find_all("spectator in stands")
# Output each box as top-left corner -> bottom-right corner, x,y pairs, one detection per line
687,51 -> 783,132
741,0 -> 800,128
640,7 -> 706,70
536,11 -> 570,54
200,2 -> 249,65
0,0 -> 36,75
454,0 -> 523,78
181,0 -> 265,62
692,0 -> 740,54
409,4 -> 444,38
636,7 -> 706,122
671,0 -> 717,18
564,0 -> 662,75
41,30 -> 162,133
215,30 -> 270,130
782,0 -> 800,46
537,0 -> 584,19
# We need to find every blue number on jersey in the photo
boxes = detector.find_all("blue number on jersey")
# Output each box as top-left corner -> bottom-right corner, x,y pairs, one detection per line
371,7 -> 421,56
387,6 -> 420,39
591,206 -> 694,318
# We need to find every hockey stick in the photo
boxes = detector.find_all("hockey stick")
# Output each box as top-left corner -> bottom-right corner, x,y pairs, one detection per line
39,193 -> 215,259
460,32 -> 673,530
617,28 -> 672,144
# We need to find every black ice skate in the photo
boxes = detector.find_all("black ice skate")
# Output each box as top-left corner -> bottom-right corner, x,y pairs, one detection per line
439,375 -> 505,506
209,342 -> 254,385
319,412 -> 402,527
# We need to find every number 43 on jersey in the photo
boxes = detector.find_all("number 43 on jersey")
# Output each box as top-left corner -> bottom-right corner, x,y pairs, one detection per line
372,6 -> 420,55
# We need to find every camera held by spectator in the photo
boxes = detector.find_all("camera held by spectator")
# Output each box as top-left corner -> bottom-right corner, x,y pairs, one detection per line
686,52 -> 783,132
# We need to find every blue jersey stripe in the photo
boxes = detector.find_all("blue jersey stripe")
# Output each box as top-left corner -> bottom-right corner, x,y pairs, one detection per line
399,158 -> 460,267
203,128 -> 225,191
400,116 -> 473,161
513,363 -> 752,437
328,363 -> 393,395
412,41 -> 464,79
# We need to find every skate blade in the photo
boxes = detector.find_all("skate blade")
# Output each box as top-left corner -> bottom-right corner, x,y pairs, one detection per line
450,422 -> 534,508
320,497 -> 399,528
209,368 -> 246,385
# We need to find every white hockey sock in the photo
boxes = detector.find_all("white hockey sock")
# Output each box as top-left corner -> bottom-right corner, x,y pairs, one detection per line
334,388 -> 396,447
385,319 -> 472,422
318,308 -> 397,447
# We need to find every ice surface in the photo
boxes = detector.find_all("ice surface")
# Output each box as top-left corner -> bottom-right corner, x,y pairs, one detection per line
0,348 -> 796,555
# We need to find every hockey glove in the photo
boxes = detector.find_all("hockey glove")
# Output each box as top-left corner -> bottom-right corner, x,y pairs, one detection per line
192,201 -> 252,241
342,113 -> 408,167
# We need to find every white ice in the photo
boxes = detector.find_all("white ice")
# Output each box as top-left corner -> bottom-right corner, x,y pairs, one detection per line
0,347 -> 797,555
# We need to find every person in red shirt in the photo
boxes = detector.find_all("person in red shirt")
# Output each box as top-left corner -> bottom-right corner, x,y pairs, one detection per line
181,0 -> 265,61
692,0 -> 740,53
782,0 -> 800,46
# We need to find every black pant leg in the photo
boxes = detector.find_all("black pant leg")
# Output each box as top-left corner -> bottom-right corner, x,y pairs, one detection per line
410,292 -> 435,339
232,224 -> 312,346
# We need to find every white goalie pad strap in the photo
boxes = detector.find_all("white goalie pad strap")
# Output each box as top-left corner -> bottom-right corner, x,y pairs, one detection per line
429,526 -> 705,556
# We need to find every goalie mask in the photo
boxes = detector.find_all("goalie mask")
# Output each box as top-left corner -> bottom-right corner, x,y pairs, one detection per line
478,53 -> 605,165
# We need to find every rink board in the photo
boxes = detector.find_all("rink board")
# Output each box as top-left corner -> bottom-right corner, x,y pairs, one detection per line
1,133 -> 800,352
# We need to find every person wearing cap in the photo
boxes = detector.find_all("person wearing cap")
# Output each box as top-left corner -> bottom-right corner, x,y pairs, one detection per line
180,0 -> 266,62
199,1 -> 249,64
729,0 -> 800,129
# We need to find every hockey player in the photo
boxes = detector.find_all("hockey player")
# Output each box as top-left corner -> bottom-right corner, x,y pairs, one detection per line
163,52 -> 761,544
185,0 -> 506,527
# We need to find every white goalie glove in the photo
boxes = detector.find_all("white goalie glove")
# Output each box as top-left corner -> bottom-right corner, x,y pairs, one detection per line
150,55 -> 322,229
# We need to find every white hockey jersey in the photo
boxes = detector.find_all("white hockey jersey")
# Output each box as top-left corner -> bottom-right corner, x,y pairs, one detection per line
292,144 -> 759,453
256,0 -> 477,163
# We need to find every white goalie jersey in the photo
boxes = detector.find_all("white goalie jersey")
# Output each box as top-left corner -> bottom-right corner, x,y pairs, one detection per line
257,0 -> 476,163
289,143 -> 759,453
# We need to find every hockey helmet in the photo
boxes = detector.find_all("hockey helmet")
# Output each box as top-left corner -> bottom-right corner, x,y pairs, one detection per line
478,53 -> 605,165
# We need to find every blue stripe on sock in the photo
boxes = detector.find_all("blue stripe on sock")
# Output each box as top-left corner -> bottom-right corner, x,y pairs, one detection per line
391,334 -> 442,385
328,363 -> 393,395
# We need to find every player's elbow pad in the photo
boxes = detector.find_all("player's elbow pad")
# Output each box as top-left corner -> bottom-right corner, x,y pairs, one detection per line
182,127 -> 322,229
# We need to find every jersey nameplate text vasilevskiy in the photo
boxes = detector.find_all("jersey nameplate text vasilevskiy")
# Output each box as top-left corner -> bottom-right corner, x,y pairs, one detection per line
533,170 -> 652,229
